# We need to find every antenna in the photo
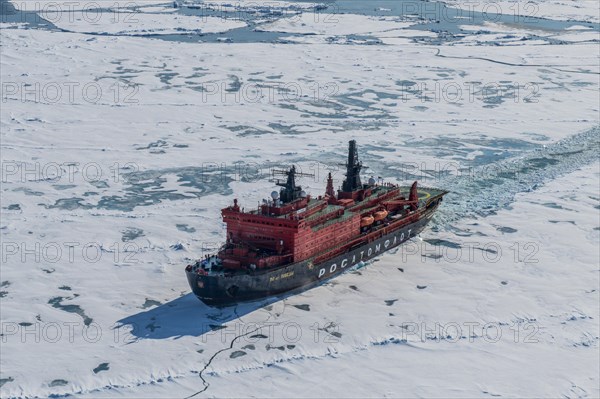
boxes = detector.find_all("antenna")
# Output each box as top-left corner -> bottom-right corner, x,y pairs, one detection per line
271,166 -> 315,180
270,166 -> 315,203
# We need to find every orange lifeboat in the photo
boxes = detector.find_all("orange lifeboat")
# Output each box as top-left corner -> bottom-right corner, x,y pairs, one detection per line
373,209 -> 389,222
360,215 -> 374,227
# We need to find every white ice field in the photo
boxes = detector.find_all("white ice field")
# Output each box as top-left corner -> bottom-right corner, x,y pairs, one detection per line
1,1 -> 599,398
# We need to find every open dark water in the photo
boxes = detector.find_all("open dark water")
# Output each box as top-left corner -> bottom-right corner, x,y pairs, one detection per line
1,0 -> 598,44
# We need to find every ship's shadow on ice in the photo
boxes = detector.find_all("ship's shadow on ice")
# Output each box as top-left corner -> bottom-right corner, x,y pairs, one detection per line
118,259 -> 377,340
116,293 -> 285,340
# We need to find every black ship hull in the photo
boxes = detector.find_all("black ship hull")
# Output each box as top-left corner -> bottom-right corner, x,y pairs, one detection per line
186,204 -> 439,306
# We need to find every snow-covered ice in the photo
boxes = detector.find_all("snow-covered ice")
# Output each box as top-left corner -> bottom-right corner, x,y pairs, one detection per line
7,1 -> 246,35
259,13 -> 411,35
441,0 -> 600,23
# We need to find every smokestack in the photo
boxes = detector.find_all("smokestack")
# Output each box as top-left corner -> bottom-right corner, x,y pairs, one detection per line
409,181 -> 418,211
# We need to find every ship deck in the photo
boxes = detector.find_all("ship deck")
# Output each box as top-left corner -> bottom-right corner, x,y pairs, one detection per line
412,186 -> 449,204
246,184 -> 447,227
193,185 -> 448,276
350,184 -> 448,210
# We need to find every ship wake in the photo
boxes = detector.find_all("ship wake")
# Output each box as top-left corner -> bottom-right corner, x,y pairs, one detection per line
433,126 -> 599,229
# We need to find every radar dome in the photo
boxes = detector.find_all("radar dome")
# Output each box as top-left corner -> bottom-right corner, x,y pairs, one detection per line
368,177 -> 376,185
271,191 -> 279,200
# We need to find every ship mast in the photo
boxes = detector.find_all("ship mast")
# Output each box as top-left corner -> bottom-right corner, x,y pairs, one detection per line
272,166 -> 314,203
325,172 -> 335,198
341,140 -> 363,192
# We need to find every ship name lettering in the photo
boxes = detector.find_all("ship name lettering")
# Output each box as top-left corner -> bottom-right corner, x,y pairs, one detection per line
375,243 -> 381,253
400,233 -> 404,241
330,263 -> 337,273
384,240 -> 390,248
318,268 -> 326,278
281,271 -> 294,279
360,251 -> 365,260
408,229 -> 412,237
368,248 -> 373,257
393,236 -> 397,245
352,255 -> 356,263
341,259 -> 348,268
